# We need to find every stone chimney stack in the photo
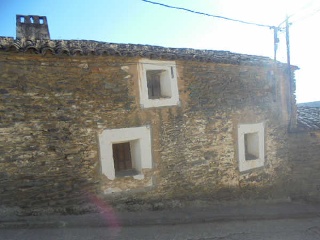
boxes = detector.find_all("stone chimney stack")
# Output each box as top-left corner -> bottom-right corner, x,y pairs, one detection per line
16,15 -> 50,40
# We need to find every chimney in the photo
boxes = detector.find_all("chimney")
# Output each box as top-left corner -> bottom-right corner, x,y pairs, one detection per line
16,15 -> 50,40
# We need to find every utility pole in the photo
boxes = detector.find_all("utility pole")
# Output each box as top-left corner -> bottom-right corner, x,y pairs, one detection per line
285,16 -> 294,129
273,27 -> 279,61
285,16 -> 292,84
271,26 -> 279,102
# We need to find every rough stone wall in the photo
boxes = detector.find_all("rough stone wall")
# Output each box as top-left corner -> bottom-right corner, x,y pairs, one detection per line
0,51 -> 291,211
0,52 -> 136,209
143,62 -> 291,202
288,131 -> 320,201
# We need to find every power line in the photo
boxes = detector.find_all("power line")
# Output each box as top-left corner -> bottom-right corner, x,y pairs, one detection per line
291,6 -> 320,25
278,0 -> 318,28
142,0 -> 274,28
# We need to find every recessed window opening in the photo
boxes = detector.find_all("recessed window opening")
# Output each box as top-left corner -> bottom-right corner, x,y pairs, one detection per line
20,16 -> 25,23
39,17 -> 44,24
99,126 -> 152,180
112,142 -> 138,177
138,59 -> 179,108
147,70 -> 161,99
244,132 -> 260,160
146,70 -> 172,99
30,16 -> 34,23
238,122 -> 265,172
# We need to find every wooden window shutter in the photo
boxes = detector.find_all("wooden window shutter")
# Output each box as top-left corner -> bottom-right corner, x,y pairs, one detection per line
147,70 -> 161,99
112,142 -> 133,172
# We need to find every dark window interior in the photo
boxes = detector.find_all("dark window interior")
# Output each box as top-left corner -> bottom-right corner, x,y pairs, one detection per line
147,70 -> 162,99
112,142 -> 133,172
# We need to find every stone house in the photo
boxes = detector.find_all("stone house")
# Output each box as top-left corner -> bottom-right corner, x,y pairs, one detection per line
0,15 -> 297,210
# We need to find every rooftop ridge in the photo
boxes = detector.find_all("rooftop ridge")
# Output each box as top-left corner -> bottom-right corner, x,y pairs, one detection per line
0,37 -> 291,67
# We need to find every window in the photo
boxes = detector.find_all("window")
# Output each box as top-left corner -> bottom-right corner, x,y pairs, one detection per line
147,70 -> 163,99
112,142 -> 139,177
113,142 -> 132,171
244,132 -> 259,160
138,59 -> 179,108
238,122 -> 265,172
98,126 -> 152,180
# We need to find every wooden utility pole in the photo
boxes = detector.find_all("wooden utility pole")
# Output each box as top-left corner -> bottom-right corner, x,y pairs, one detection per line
286,16 -> 292,85
273,27 -> 279,61
285,16 -> 295,129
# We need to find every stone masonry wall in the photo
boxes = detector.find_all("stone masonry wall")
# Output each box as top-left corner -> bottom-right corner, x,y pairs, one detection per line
139,62 -> 291,203
0,50 -> 291,211
288,131 -> 320,201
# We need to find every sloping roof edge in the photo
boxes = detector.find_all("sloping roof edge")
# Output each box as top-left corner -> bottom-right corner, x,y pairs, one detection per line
297,106 -> 320,131
0,37 -> 294,68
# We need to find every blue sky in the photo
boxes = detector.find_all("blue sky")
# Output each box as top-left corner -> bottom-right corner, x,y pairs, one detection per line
1,0 -> 319,103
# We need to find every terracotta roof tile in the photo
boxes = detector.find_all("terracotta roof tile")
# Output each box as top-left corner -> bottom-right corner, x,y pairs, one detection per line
0,37 -> 291,67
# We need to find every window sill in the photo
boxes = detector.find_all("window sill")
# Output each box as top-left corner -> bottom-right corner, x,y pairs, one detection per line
115,170 -> 145,180
141,99 -> 180,108
115,169 -> 139,178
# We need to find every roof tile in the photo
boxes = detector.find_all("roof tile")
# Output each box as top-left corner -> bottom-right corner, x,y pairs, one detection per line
297,106 -> 320,130
0,37 -> 290,67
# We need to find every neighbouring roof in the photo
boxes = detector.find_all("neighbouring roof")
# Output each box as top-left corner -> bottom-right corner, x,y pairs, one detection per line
297,106 -> 320,130
297,101 -> 320,108
0,37 -> 291,68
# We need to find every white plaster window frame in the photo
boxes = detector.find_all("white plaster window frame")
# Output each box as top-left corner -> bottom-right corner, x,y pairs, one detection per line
138,59 -> 179,108
98,126 -> 152,180
238,122 -> 265,172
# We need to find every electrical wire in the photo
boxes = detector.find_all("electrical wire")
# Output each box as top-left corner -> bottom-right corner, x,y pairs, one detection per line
278,0 -> 319,28
141,0 -> 274,28
290,6 -> 320,25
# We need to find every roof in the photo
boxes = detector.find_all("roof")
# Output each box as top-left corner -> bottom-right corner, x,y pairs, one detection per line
297,106 -> 320,131
0,37 -> 290,67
